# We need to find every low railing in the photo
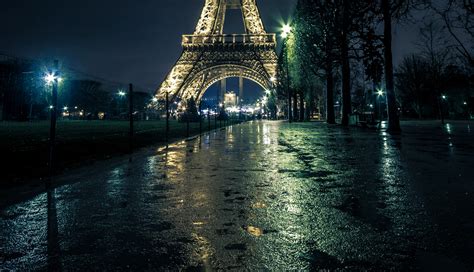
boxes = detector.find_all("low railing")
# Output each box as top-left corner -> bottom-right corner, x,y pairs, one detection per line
182,34 -> 276,46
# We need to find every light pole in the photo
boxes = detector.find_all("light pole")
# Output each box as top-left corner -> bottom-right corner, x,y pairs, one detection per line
117,90 -> 126,118
44,60 -> 60,178
377,88 -> 384,121
282,24 -> 292,123
440,95 -> 447,124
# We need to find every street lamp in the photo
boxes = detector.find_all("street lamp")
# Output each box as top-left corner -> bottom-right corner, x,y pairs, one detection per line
281,24 -> 292,39
44,60 -> 60,178
377,89 -> 384,97
44,72 -> 62,85
439,94 -> 448,124
377,88 -> 385,120
118,90 -> 126,97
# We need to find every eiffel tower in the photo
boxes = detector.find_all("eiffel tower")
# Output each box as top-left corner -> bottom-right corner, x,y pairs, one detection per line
155,0 -> 278,104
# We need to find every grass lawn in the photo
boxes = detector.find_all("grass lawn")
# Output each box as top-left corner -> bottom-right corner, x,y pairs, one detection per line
0,119 -> 235,185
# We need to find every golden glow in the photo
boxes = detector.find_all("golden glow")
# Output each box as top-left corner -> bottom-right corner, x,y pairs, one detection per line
245,226 -> 263,237
252,201 -> 267,209
155,0 -> 278,103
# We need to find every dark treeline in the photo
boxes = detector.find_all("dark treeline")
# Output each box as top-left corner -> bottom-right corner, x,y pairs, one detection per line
275,0 -> 473,130
0,55 -> 154,121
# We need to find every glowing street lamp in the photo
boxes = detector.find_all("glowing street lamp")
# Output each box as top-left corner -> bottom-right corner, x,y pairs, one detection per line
45,60 -> 61,177
281,24 -> 292,39
118,90 -> 126,97
442,95 -> 447,100
377,89 -> 384,97
44,72 -> 62,86
152,97 -> 158,103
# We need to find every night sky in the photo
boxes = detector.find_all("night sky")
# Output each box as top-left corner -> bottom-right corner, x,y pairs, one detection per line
1,0 -> 418,96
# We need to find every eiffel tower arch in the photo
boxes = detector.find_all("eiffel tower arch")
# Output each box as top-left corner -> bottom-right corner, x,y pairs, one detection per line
155,0 -> 278,104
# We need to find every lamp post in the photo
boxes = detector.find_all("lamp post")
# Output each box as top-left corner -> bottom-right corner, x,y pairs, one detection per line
44,60 -> 60,178
117,90 -> 126,118
439,95 -> 447,124
377,89 -> 384,121
282,24 -> 292,123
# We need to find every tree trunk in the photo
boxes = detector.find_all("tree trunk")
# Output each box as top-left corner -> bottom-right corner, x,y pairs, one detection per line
341,0 -> 352,126
326,67 -> 336,124
299,91 -> 305,121
293,90 -> 298,122
382,0 -> 401,132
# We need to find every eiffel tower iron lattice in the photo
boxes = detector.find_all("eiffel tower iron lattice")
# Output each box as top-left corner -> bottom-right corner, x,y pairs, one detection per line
155,0 -> 278,104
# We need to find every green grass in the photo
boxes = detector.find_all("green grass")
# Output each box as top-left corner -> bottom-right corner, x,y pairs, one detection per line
0,119 -> 237,185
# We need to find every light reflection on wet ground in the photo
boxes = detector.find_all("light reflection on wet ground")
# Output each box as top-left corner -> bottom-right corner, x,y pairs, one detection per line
0,120 -> 473,271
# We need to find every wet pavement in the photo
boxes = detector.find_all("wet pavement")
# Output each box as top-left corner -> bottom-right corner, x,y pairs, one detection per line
1,120 -> 473,271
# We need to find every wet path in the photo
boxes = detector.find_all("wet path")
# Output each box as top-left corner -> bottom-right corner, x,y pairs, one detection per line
1,121 -> 473,271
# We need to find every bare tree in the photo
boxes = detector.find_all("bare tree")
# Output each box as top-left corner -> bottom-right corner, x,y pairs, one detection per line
430,0 -> 474,67
396,55 -> 430,118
